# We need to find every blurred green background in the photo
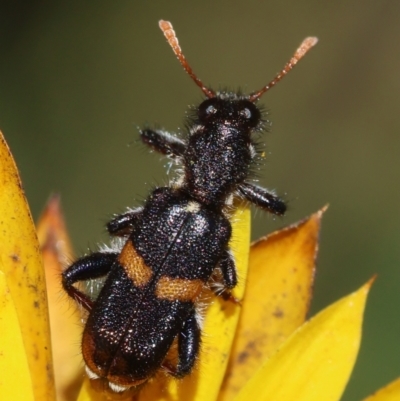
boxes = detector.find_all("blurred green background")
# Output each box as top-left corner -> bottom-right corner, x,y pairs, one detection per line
0,1 -> 399,399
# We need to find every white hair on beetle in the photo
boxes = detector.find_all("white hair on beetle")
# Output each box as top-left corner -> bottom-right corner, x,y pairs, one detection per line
195,303 -> 206,330
99,237 -> 126,254
108,381 -> 130,393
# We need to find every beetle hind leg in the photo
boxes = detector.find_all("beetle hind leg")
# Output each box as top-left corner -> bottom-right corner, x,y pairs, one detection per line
162,308 -> 200,378
62,252 -> 118,311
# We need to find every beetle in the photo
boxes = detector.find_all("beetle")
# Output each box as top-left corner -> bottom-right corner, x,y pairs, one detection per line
62,20 -> 317,393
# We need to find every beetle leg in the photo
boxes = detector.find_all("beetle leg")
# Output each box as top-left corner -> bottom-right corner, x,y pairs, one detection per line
175,310 -> 201,377
140,129 -> 186,158
107,207 -> 143,237
208,249 -> 241,304
238,182 -> 286,216
62,252 -> 118,311
219,249 -> 237,289
162,309 -> 200,378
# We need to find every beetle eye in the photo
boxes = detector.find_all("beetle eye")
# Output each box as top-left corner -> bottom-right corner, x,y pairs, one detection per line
240,108 -> 251,119
206,105 -> 217,115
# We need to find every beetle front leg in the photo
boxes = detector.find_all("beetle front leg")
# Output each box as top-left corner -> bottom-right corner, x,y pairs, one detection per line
62,252 -> 118,311
239,182 -> 286,216
141,129 -> 186,158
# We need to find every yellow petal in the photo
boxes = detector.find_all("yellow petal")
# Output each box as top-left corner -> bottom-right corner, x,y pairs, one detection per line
0,269 -> 34,401
220,208 -> 324,400
77,377 -> 110,401
37,195 -> 84,401
0,131 -> 55,400
235,278 -> 374,401
136,204 -> 251,401
362,377 -> 400,401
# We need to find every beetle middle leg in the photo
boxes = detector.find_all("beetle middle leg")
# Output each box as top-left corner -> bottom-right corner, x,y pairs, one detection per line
107,207 -> 144,237
209,249 -> 241,304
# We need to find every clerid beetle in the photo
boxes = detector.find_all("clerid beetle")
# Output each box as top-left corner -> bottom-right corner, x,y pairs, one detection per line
62,20 -> 317,393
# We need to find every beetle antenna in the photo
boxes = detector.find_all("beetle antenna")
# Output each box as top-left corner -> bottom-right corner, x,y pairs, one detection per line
159,20 -> 216,98
249,36 -> 318,102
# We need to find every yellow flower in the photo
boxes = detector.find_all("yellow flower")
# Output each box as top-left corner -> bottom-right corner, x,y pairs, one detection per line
0,129 -> 398,401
